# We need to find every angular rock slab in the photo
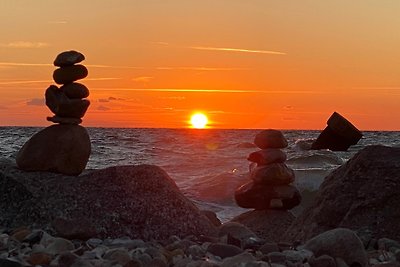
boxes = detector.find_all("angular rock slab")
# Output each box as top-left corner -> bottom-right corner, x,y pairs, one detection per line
53,65 -> 88,84
0,163 -> 217,240
54,50 -> 85,67
254,129 -> 288,149
311,112 -> 362,151
16,124 -> 91,175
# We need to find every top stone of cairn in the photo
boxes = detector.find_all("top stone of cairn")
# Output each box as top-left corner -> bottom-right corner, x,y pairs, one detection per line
54,50 -> 85,67
254,129 -> 288,149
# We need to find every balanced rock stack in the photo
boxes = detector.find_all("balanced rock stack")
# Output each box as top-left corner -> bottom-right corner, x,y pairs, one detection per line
234,129 -> 301,210
16,51 -> 91,176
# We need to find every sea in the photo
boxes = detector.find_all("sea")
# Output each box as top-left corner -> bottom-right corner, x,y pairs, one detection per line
1,127 -> 400,222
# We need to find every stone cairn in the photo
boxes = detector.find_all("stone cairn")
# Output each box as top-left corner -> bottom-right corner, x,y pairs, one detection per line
234,129 -> 301,210
16,51 -> 91,176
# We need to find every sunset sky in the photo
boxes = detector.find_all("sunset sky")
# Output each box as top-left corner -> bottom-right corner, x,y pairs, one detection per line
1,1 -> 399,130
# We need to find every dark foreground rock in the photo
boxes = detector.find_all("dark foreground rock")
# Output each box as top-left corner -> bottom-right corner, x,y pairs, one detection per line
285,145 -> 400,242
231,210 -> 295,242
0,160 -> 217,240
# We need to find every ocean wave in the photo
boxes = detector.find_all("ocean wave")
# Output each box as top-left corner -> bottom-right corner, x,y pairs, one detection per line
287,152 -> 344,169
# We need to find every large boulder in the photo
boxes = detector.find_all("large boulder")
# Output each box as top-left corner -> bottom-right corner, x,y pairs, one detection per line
0,161 -> 217,240
285,145 -> 400,242
16,125 -> 91,176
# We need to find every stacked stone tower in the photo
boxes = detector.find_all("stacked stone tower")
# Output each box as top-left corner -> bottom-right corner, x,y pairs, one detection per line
16,51 -> 91,176
235,129 -> 301,210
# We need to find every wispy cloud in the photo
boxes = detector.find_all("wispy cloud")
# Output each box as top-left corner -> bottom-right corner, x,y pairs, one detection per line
92,88 -> 322,94
0,77 -> 120,85
190,46 -> 286,55
0,41 -> 50,48
132,76 -> 154,83
0,62 -> 52,67
26,98 -> 44,106
156,66 -> 248,71
97,105 -> 110,111
48,20 -> 67,24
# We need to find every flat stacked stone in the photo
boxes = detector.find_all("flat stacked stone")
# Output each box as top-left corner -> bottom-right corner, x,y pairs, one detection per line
234,129 -> 301,210
16,51 -> 91,176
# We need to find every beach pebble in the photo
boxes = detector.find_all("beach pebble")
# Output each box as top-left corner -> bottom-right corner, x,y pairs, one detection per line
282,249 -> 313,264
45,237 -> 75,255
201,210 -> 221,227
61,82 -> 90,99
302,228 -> 367,267
0,259 -> 23,267
254,129 -> 288,149
247,149 -> 287,165
220,251 -> 256,266
250,163 -> 295,185
309,254 -> 336,267
53,64 -> 88,84
52,217 -> 97,240
47,115 -> 83,125
378,238 -> 400,252
54,50 -> 85,67
207,243 -> 243,258
103,248 -> 131,265
27,252 -> 52,266
267,251 -> 287,263
259,242 -> 280,254
218,222 -> 257,240
16,124 -> 91,176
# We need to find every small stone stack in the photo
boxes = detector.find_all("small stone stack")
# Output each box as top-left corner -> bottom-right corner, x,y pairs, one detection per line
16,51 -> 91,176
234,129 -> 301,210
47,50 -> 90,124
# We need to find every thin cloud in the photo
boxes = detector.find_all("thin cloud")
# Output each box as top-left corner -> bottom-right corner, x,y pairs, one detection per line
0,62 -> 52,67
156,66 -> 248,71
0,41 -> 50,48
0,77 -> 120,85
48,20 -> 68,24
97,105 -> 110,111
190,46 -> 286,55
26,98 -> 44,106
92,88 -> 325,94
132,76 -> 154,83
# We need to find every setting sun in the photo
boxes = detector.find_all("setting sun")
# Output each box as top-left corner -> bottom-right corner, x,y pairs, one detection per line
190,113 -> 209,129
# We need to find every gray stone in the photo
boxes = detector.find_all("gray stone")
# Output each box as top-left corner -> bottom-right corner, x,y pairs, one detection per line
285,146 -> 400,242
218,222 -> 257,240
207,243 -> 243,258
220,252 -> 256,267
201,210 -> 221,227
0,259 -> 23,267
302,228 -> 367,267
16,124 -> 91,176
0,163 -> 217,240
254,129 -> 288,149
61,82 -> 90,99
247,149 -> 287,165
250,163 -> 295,185
259,242 -> 280,254
267,252 -> 286,263
54,50 -> 85,67
378,238 -> 400,252
53,65 -> 88,84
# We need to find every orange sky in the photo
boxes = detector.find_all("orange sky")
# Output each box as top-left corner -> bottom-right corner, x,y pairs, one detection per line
1,1 -> 399,130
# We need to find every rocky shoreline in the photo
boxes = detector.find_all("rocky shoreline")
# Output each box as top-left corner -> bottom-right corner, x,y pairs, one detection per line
1,145 -> 400,266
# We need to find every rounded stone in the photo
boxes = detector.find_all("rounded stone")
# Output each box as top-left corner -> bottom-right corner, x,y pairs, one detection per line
53,65 -> 88,84
251,163 -> 295,185
16,124 -> 91,176
61,82 -> 90,99
254,129 -> 288,149
47,116 -> 82,125
54,50 -> 85,67
234,182 -> 301,210
207,243 -> 244,258
247,149 -> 287,165
45,85 -> 90,118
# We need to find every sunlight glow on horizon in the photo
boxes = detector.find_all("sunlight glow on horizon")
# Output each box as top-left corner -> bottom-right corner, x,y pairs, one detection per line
190,113 -> 209,129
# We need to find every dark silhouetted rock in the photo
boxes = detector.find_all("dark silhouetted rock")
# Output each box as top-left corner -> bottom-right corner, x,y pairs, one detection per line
254,129 -> 288,149
53,65 -> 88,84
250,163 -> 295,185
54,50 -> 85,67
311,112 -> 362,151
61,82 -> 89,99
247,149 -> 287,165
45,85 -> 90,118
235,181 -> 301,210
231,210 -> 295,242
207,243 -> 243,258
302,228 -> 368,267
16,124 -> 91,175
0,162 -> 217,240
284,145 -> 400,242
200,210 -> 221,227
